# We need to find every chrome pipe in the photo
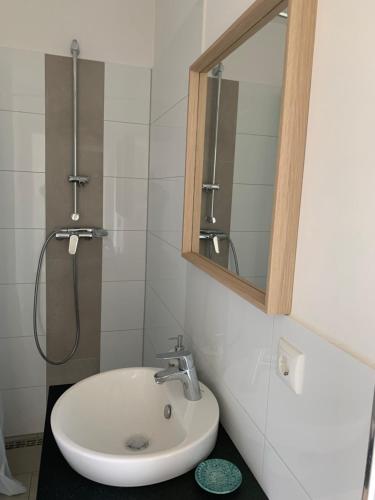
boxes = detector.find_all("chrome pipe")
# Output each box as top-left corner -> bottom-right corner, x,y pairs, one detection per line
71,39 -> 80,221
363,387 -> 375,500
205,63 -> 224,224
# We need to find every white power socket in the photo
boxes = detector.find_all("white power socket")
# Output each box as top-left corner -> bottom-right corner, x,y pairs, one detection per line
277,338 -> 305,394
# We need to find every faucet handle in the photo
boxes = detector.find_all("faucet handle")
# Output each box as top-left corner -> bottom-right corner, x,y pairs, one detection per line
156,350 -> 195,370
168,335 -> 184,352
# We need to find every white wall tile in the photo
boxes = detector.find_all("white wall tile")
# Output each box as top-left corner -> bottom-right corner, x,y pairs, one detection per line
0,283 -> 45,338
103,121 -> 149,178
215,381 -> 265,484
0,110 -> 45,172
101,281 -> 145,332
1,386 -> 47,436
102,230 -> 146,282
100,330 -> 143,371
230,184 -> 274,231
230,231 -> 270,280
149,98 -> 187,179
185,263 -> 273,433
0,48 -> 45,114
151,0 -> 203,121
267,316 -> 375,500
233,133 -> 277,185
236,82 -> 281,136
146,233 -> 187,328
262,441 -> 310,500
144,285 -> 185,354
0,229 -> 45,284
0,336 -> 46,389
103,177 -> 147,230
0,171 -> 45,229
148,177 -> 184,249
143,332 -> 163,368
104,64 -> 150,124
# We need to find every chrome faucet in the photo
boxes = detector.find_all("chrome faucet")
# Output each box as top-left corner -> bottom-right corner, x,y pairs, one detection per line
154,347 -> 202,401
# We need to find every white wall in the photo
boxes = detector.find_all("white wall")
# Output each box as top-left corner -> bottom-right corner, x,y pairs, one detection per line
144,1 -> 375,498
0,0 -> 155,66
292,1 -> 375,368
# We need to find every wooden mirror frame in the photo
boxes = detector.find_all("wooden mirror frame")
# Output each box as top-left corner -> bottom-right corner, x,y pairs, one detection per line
182,0 -> 317,314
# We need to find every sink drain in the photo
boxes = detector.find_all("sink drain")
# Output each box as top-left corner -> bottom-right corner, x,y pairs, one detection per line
125,434 -> 150,451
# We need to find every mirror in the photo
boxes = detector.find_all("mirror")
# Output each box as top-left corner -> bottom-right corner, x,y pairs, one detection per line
182,0 -> 317,313
199,11 -> 288,290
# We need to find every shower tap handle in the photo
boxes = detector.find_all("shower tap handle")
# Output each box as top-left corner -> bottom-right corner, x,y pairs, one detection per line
212,235 -> 220,254
68,234 -> 79,255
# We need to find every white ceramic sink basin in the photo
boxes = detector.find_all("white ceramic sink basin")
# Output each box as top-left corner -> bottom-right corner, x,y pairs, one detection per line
51,367 -> 219,487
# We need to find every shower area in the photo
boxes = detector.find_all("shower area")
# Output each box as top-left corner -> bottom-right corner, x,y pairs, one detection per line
0,41 -> 150,445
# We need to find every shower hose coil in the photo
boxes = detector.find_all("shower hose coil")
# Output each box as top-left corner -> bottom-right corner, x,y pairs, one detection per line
33,230 -> 80,365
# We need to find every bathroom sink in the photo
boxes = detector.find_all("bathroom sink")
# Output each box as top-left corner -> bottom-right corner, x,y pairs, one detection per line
51,367 -> 219,487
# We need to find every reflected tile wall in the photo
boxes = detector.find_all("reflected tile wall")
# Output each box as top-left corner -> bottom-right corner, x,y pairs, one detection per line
0,47 -> 46,437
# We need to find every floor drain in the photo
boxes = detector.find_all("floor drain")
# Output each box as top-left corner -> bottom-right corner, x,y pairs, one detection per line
125,435 -> 150,451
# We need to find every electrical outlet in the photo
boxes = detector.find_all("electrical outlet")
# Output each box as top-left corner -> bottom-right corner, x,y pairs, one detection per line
277,337 -> 305,394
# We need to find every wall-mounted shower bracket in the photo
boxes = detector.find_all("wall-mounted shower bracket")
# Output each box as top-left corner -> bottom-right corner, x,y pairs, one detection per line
68,175 -> 89,186
202,183 -> 220,192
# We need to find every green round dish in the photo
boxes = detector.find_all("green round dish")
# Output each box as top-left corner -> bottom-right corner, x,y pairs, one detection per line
195,459 -> 242,495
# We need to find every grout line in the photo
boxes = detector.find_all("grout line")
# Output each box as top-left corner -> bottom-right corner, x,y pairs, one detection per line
0,169 -> 45,174
0,282 -> 46,286
150,95 -> 187,125
260,315 -> 276,484
148,230 -> 181,251
103,228 -> 146,232
141,68 -> 153,368
102,279 -> 145,284
263,437 -> 313,499
0,334 -> 46,340
236,132 -> 278,138
149,176 -> 184,181
229,230 -> 270,233
1,385 -> 46,392
101,328 -> 143,334
147,283 -> 185,333
0,227 -> 45,230
103,175 -> 148,180
232,182 -> 274,187
104,119 -> 149,126
0,108 -> 45,116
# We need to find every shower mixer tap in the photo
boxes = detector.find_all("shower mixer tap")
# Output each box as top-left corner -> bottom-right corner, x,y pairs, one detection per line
55,227 -> 108,255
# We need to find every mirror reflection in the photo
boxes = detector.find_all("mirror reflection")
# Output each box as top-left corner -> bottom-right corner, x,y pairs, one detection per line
199,9 -> 288,290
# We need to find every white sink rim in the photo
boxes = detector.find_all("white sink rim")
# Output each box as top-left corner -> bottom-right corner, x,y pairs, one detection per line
50,367 -> 219,486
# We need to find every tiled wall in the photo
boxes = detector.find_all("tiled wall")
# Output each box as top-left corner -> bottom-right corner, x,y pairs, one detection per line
100,63 -> 150,371
230,81 -> 280,288
0,49 -> 151,435
143,2 -> 375,499
0,47 -> 47,436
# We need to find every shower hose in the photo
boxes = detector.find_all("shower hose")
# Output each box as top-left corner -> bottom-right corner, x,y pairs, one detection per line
208,237 -> 240,275
33,230 -> 80,365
